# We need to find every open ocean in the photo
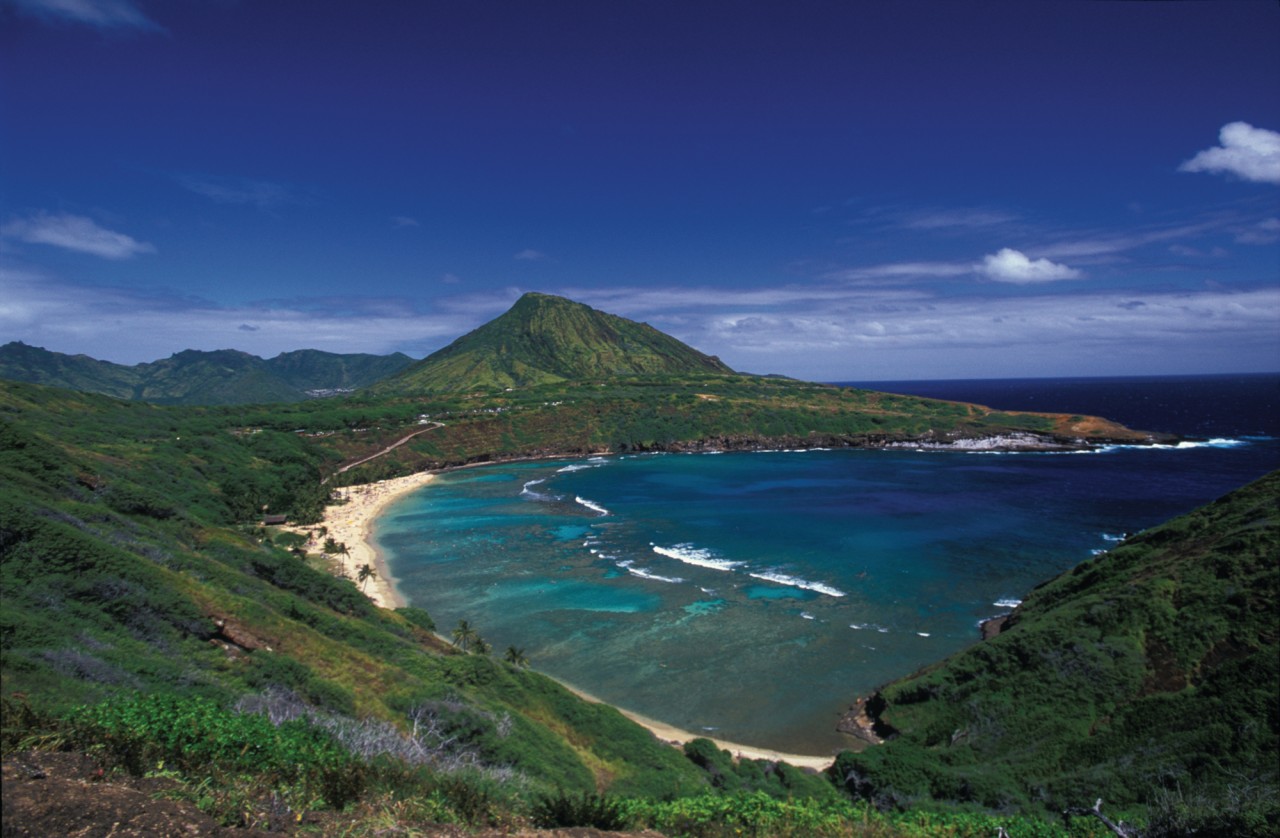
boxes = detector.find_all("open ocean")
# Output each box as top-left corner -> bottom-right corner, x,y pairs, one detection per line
375,373 -> 1280,755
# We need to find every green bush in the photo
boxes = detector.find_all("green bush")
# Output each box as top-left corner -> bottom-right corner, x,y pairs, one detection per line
63,693 -> 364,806
533,789 -> 629,830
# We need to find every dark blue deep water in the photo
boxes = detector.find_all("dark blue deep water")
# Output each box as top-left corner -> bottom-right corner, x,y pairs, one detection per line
375,374 -> 1280,755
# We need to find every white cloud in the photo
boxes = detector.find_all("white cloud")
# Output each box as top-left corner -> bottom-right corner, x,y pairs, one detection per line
4,263 -> 1276,381
392,216 -> 420,228
1036,220 -> 1225,261
175,174 -> 295,209
824,261 -> 972,285
979,248 -> 1081,283
0,212 -> 155,259
0,268 -> 475,364
9,0 -> 160,29
514,249 -> 548,261
899,208 -> 1019,230
1179,122 -> 1280,185
698,288 -> 1280,379
1235,217 -> 1280,245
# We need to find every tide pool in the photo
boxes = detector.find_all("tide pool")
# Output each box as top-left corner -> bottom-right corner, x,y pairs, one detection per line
375,438 -> 1279,754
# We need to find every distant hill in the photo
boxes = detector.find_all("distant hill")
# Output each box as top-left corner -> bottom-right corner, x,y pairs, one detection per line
374,292 -> 734,395
0,342 -> 413,405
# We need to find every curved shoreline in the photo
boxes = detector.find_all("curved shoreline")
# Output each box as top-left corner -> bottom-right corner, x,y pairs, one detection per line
558,679 -> 837,771
302,471 -> 437,609
312,464 -> 836,770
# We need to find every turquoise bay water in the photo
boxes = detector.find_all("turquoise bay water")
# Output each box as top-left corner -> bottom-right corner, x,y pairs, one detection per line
375,440 -> 1277,755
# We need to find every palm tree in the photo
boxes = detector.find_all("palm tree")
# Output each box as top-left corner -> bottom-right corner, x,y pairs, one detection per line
504,646 -> 529,668
451,619 -> 478,652
357,563 -> 376,592
472,636 -> 491,656
337,542 -> 351,576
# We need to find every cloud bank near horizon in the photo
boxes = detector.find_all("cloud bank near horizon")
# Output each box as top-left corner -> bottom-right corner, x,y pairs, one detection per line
4,268 -> 1275,380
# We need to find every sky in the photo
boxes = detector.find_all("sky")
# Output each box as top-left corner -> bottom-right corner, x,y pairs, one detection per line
1,0 -> 1278,382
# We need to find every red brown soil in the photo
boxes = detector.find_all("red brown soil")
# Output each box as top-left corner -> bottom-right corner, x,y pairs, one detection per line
2,751 -> 273,837
2,751 -> 666,838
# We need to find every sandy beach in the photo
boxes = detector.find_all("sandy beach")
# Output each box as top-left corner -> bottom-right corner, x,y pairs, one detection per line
284,471 -> 436,609
292,467 -> 836,771
554,680 -> 837,771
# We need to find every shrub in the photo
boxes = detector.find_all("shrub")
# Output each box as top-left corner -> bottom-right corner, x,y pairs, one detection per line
533,789 -> 629,830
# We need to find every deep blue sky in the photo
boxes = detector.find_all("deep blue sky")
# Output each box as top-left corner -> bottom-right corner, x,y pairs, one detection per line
2,0 -> 1278,380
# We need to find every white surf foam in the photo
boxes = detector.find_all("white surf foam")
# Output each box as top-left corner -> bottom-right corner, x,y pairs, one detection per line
652,543 -> 743,572
521,478 -> 557,500
993,598 -> 1022,609
627,566 -> 685,584
575,496 -> 609,516
1092,437 -> 1249,454
748,570 -> 846,597
850,622 -> 890,633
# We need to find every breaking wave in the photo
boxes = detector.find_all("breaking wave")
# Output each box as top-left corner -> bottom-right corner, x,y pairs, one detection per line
748,570 -> 845,597
626,566 -> 685,584
652,543 -> 743,572
575,496 -> 609,516
520,478 -> 555,501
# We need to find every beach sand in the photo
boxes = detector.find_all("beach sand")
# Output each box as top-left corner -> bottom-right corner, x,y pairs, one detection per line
283,471 -> 435,609
290,467 -> 836,771
556,681 -> 837,771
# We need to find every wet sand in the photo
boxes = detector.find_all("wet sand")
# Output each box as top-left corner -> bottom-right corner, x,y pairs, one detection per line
555,678 -> 837,771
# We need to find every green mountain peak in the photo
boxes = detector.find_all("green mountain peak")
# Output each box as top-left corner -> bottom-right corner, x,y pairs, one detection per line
377,292 -> 735,394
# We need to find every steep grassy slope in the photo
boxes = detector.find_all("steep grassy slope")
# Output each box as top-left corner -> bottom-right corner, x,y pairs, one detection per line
375,292 -> 734,394
0,342 -> 413,405
0,382 -> 711,806
832,470 -> 1279,829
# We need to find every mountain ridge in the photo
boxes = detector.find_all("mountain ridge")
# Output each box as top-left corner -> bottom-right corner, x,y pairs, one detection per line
0,341 -> 413,405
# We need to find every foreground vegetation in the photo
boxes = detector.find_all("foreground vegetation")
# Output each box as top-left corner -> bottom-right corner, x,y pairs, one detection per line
4,692 -> 1117,836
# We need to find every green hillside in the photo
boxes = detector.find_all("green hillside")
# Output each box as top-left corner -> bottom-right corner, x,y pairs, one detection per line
375,292 -> 734,395
0,379 -> 1071,836
5,295 -> 1268,835
0,382 -> 711,805
0,340 -> 142,400
0,342 -> 413,405
832,470 -> 1279,833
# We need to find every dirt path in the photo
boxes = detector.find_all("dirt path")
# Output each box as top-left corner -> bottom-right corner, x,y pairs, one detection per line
326,422 -> 444,482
